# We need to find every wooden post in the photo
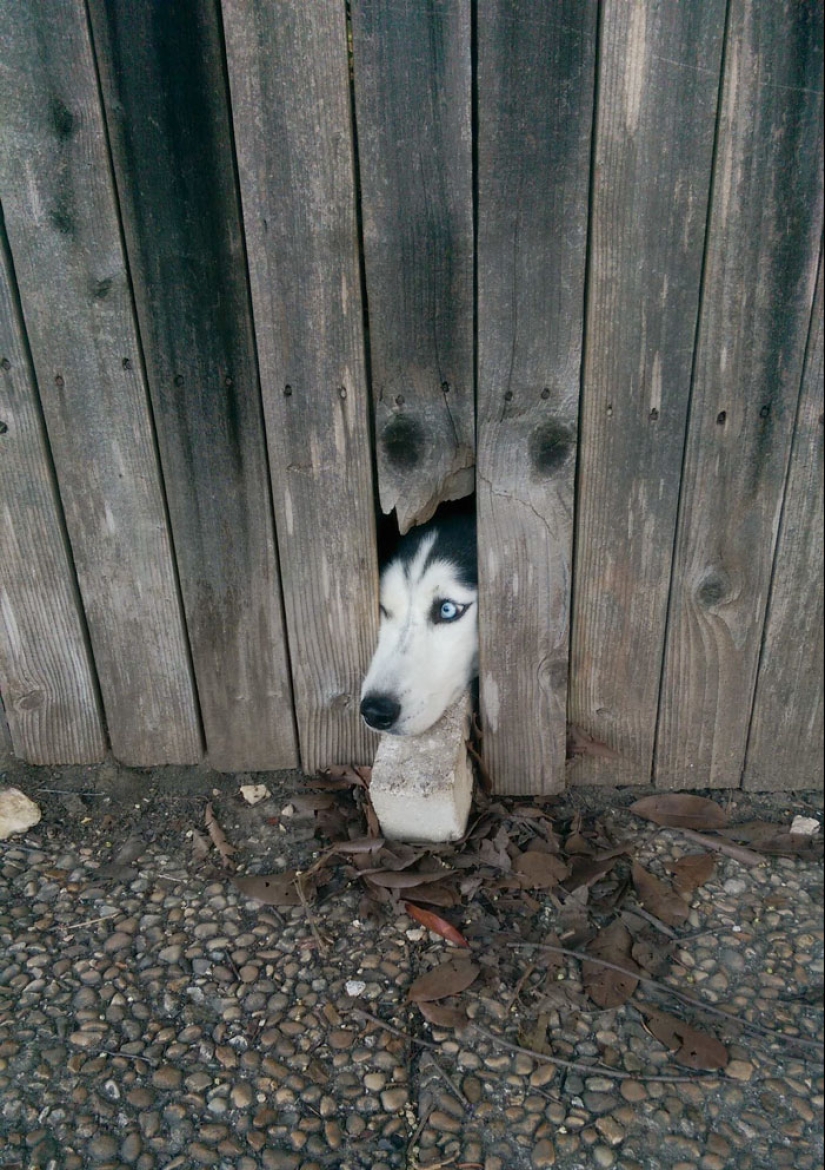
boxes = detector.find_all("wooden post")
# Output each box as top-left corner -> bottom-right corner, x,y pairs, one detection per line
88,0 -> 298,771
222,0 -> 378,772
570,0 -> 726,786
0,0 -> 201,764
0,227 -> 106,765
350,0 -> 474,533
476,2 -> 597,794
655,0 -> 824,788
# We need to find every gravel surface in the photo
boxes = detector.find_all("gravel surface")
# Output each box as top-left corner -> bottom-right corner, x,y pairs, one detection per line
0,756 -> 822,1170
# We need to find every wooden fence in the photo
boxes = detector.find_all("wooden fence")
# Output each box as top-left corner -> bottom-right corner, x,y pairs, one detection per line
0,0 -> 822,794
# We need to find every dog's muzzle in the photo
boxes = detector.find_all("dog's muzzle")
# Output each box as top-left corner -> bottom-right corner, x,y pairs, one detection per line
360,692 -> 401,732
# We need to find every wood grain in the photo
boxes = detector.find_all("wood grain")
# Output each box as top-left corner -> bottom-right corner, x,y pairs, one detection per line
655,0 -> 824,788
476,1 -> 597,794
744,253 -> 823,791
222,0 -> 378,772
0,0 -> 201,764
350,0 -> 474,532
88,0 -> 298,771
569,0 -> 726,786
0,227 -> 106,764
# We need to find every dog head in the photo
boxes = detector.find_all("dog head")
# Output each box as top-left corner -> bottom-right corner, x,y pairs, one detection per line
360,516 -> 478,736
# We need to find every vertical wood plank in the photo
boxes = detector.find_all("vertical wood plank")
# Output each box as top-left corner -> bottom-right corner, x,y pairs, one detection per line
744,253 -> 823,791
88,0 -> 298,771
569,1 -> 726,786
0,0 -> 202,765
350,0 -> 474,533
222,0 -> 378,772
476,2 -> 597,794
0,226 -> 107,765
656,0 -> 824,788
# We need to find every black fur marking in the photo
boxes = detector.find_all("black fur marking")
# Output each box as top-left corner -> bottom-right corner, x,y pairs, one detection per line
390,514 -> 477,589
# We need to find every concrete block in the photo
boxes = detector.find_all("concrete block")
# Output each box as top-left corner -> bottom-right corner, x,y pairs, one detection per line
369,693 -> 473,843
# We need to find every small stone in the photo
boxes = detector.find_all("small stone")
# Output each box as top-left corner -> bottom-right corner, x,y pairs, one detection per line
725,1060 -> 754,1082
428,1109 -> 461,1133
231,1082 -> 254,1109
324,1120 -> 342,1149
619,1080 -> 647,1102
152,1065 -> 183,1090
595,1116 -> 625,1146
462,1075 -> 483,1103
380,1087 -> 408,1112
532,1138 -> 556,1167
0,787 -> 41,839
189,1143 -> 220,1165
88,1133 -> 118,1161
530,1063 -> 558,1088
119,1132 -> 142,1163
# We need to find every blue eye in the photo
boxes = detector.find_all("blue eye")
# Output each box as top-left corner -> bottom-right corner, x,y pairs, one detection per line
434,599 -> 467,623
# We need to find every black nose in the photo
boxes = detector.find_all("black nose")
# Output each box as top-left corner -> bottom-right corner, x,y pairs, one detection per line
360,693 -> 401,731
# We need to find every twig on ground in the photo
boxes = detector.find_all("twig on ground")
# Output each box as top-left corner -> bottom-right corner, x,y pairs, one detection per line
350,1007 -> 441,1052
470,1024 -> 721,1083
423,1052 -> 471,1108
505,961 -> 537,1013
294,872 -> 328,957
352,1007 -> 718,1084
673,828 -> 764,867
627,904 -> 679,939
505,937 -> 824,1054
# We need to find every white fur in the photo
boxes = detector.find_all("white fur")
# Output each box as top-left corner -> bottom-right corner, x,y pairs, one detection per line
361,531 -> 478,735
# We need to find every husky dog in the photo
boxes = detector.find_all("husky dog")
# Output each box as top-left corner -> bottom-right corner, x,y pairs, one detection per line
360,513 -> 478,736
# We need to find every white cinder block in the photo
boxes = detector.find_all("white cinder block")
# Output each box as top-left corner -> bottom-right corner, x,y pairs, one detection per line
369,693 -> 473,843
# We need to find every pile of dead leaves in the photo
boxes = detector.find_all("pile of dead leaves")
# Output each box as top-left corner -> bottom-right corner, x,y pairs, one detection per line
215,778 -> 823,1072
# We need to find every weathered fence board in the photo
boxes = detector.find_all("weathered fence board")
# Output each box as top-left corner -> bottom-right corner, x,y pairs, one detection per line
222,0 -> 378,772
0,227 -> 106,764
745,254 -> 824,791
656,0 -> 824,789
569,0 -> 726,787
88,0 -> 298,772
350,0 -> 474,533
0,0 -> 201,765
0,2 -> 821,790
476,2 -> 597,794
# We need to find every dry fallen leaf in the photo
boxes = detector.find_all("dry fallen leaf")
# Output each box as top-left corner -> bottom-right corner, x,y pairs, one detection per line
416,1000 -> 469,1032
631,862 -> 690,927
365,868 -> 455,890
405,902 -> 469,947
204,801 -> 236,869
668,852 -> 715,896
407,958 -> 480,1003
582,921 -> 640,1008
565,855 -> 620,892
630,794 -> 728,831
331,837 -> 386,856
233,872 -> 302,907
512,850 -> 570,890
190,828 -> 211,862
641,1006 -> 729,1070
719,820 -> 824,858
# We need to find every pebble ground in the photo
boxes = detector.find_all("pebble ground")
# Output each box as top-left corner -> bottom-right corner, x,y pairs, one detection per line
0,758 -> 822,1170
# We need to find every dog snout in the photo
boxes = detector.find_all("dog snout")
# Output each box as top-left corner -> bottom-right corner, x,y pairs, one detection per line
360,692 -> 401,732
